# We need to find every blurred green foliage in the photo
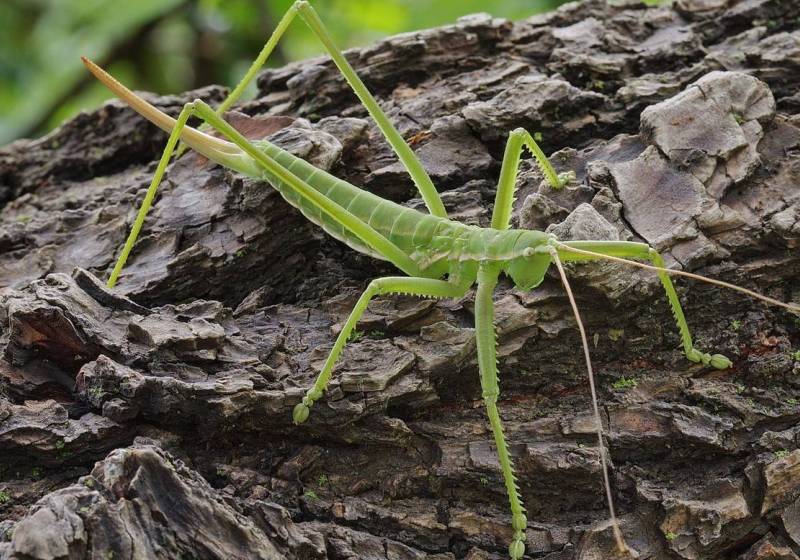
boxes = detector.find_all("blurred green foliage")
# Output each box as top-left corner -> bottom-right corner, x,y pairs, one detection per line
0,0 -> 578,145
0,0 -> 676,145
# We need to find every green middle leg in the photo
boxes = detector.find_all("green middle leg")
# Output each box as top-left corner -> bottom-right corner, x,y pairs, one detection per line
293,275 -> 471,424
557,240 -> 732,369
475,263 -> 527,560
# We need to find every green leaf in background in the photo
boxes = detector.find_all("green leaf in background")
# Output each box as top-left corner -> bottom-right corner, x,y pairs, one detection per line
0,0 -> 571,145
0,0 -> 186,144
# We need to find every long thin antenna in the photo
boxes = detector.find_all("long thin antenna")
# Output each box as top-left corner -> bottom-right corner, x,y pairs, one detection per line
553,241 -> 800,314
548,247 -> 629,554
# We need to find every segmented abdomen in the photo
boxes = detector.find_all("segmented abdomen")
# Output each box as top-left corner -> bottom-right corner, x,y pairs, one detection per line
256,142 -> 549,271
258,141 -> 456,268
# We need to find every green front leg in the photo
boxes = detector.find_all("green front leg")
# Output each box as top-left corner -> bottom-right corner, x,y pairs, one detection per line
557,240 -> 732,369
491,128 -> 574,230
475,263 -> 527,560
293,275 -> 471,424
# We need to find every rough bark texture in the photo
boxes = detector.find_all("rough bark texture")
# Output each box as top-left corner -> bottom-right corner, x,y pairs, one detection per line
1,0 -> 800,558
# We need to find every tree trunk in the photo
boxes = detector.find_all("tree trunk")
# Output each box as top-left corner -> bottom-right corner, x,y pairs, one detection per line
1,0 -> 799,558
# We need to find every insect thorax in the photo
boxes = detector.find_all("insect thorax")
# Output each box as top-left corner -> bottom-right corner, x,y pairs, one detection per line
415,226 -> 553,289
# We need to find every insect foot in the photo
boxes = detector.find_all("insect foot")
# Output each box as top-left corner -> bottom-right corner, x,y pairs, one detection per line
292,388 -> 323,424
687,348 -> 732,369
509,512 -> 527,559
556,170 -> 576,187
509,538 -> 524,559
292,401 -> 310,424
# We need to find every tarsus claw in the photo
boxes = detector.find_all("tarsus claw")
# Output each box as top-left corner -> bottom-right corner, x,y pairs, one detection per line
293,402 -> 310,424
687,348 -> 732,369
509,539 -> 525,559
556,170 -> 575,188
710,353 -> 732,369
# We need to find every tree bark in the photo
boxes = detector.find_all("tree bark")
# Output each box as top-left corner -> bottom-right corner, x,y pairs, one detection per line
1,0 -> 799,558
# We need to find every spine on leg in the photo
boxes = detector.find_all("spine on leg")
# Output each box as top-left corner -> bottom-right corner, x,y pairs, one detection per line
649,249 -> 693,354
475,265 -> 527,559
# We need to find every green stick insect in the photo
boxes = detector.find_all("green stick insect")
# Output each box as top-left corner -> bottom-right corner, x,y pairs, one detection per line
82,2 -> 800,557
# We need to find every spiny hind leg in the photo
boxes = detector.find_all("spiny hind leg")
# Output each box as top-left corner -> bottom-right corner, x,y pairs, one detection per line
555,240 -> 732,369
112,97 -> 420,289
212,6 -> 297,116
293,276 -> 470,424
213,1 -> 447,218
491,128 -> 574,230
175,0 -> 297,157
475,264 -> 527,559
